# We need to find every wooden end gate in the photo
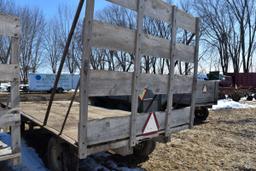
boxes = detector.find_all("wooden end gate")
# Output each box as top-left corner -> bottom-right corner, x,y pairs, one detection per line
0,14 -> 21,164
78,0 -> 200,159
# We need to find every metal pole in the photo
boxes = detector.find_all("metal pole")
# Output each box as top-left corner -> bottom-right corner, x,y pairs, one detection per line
59,79 -> 80,135
43,0 -> 84,125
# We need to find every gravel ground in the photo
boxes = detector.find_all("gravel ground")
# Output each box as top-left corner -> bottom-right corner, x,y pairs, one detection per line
140,108 -> 256,171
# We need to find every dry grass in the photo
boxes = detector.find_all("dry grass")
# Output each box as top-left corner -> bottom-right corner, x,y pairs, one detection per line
140,108 -> 256,171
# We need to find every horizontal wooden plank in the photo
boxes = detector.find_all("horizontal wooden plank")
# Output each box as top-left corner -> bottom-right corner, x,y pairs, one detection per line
21,112 -> 78,147
106,0 -> 196,33
86,107 -> 190,145
176,9 -> 196,33
0,113 -> 20,128
173,80 -> 219,105
92,21 -> 195,63
87,70 -> 193,96
0,64 -> 19,82
0,152 -> 20,162
0,14 -> 19,37
87,123 -> 189,155
0,147 -> 12,156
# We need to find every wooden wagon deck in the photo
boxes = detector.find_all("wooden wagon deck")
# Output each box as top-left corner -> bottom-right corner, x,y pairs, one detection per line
21,101 -> 129,143
20,101 -> 191,154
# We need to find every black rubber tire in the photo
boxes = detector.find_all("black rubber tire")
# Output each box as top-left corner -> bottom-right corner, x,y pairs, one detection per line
47,88 -> 53,93
247,95 -> 253,101
133,140 -> 156,158
231,93 -> 241,102
47,137 -> 64,171
47,137 -> 78,171
194,107 -> 209,124
57,87 -> 64,94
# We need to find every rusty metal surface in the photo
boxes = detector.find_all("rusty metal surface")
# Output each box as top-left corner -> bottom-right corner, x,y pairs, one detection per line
225,73 -> 256,88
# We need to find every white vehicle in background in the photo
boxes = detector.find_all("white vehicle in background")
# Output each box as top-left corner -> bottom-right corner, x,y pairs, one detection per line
0,83 -> 10,92
28,73 -> 79,93
0,83 -> 9,92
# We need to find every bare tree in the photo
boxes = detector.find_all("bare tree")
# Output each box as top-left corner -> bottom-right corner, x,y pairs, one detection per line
44,19 -> 61,73
227,0 -> 256,73
96,5 -> 135,72
194,0 -> 233,74
194,0 -> 256,73
57,4 -> 81,74
0,0 -> 16,64
19,7 -> 45,82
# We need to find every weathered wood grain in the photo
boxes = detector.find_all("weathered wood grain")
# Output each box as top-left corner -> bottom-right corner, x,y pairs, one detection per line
189,18 -> 200,128
86,107 -> 190,145
106,0 -> 196,33
130,0 -> 145,147
0,113 -> 20,128
85,70 -> 193,96
21,100 -> 190,146
173,80 -> 219,105
0,153 -> 20,162
0,64 -> 19,82
87,123 -> 189,155
165,6 -> 177,137
79,0 -> 95,159
92,21 -> 195,63
0,14 -> 19,37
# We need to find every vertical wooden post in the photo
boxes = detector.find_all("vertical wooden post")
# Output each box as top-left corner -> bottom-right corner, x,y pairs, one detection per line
189,18 -> 200,128
130,0 -> 144,147
79,0 -> 95,159
10,36 -> 21,164
165,6 -> 177,138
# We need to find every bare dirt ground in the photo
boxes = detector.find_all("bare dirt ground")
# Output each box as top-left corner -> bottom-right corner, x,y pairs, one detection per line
140,108 -> 256,171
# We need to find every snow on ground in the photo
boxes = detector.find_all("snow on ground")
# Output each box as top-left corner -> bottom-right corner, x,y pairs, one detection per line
0,133 -> 48,171
212,99 -> 256,110
1,132 -> 142,171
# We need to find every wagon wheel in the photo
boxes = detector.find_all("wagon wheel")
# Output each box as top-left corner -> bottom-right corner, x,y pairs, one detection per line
194,107 -> 209,124
133,140 -> 156,159
47,137 -> 64,171
47,137 -> 78,171
247,95 -> 253,101
231,92 -> 241,102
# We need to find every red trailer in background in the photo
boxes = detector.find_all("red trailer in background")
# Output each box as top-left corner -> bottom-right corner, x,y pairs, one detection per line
219,73 -> 256,101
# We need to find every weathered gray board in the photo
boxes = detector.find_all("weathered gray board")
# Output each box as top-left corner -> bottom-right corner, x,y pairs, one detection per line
86,70 -> 193,96
0,112 -> 20,128
92,21 -> 195,63
0,13 -> 21,165
129,0 -> 144,147
106,0 -> 196,33
173,80 -> 219,105
0,14 -> 19,37
86,107 -> 190,145
21,104 -> 190,147
0,64 -> 19,82
79,0 -> 95,159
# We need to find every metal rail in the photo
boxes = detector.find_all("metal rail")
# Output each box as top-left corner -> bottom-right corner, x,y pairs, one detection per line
43,0 -> 84,125
59,79 -> 80,135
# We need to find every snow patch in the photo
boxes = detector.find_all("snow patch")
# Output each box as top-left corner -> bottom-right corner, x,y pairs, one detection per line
212,99 -> 256,110
0,133 -> 48,171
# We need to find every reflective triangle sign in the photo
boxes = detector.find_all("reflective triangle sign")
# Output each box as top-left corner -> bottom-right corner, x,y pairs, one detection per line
142,112 -> 160,135
202,84 -> 208,93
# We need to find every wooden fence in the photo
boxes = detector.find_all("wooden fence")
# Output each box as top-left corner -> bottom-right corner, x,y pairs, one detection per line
79,0 -> 200,158
0,14 -> 21,164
